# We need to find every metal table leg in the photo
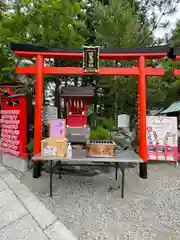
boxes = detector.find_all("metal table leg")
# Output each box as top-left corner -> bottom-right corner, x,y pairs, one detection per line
59,161 -> 62,179
115,163 -> 118,180
121,163 -> 125,198
33,161 -> 41,178
50,160 -> 53,197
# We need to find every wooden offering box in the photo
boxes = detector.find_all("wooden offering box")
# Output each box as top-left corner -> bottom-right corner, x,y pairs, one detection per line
87,140 -> 116,158
41,137 -> 67,157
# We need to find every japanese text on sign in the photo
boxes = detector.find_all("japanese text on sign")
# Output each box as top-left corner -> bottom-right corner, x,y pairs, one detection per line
146,116 -> 178,161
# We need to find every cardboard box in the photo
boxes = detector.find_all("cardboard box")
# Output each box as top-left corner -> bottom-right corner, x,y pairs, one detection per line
41,137 -> 67,157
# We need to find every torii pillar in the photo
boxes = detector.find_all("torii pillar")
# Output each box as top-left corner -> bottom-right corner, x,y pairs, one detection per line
138,56 -> 147,178
33,55 -> 44,178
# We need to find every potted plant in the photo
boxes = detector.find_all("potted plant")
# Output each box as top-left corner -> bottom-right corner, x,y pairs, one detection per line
101,118 -> 114,132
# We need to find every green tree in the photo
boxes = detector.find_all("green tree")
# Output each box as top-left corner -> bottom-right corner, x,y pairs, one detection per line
95,0 -> 152,48
1,0 -> 87,115
1,0 -> 180,122
148,21 -> 180,111
171,20 -> 180,47
147,60 -> 180,111
133,0 -> 180,45
92,0 -> 180,125
92,0 -> 151,124
0,1 -> 15,81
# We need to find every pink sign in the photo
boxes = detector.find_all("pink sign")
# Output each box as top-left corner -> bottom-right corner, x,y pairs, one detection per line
146,116 -> 178,162
49,119 -> 66,137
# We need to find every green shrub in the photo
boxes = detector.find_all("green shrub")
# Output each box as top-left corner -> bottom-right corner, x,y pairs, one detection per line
101,118 -> 114,131
89,126 -> 110,140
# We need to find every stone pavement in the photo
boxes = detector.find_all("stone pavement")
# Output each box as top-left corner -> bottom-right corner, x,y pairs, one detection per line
0,165 -> 77,240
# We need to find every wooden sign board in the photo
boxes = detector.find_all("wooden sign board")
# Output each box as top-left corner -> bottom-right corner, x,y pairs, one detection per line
0,95 -> 27,159
83,46 -> 99,73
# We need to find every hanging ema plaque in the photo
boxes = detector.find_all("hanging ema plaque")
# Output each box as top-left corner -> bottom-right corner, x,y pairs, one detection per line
83,46 -> 99,73
0,95 -> 27,158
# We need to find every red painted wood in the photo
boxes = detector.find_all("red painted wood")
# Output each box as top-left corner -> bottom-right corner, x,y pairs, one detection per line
144,67 -> 164,76
33,55 -> 44,155
16,65 -> 165,76
138,56 -> 147,162
172,69 -> 180,76
14,51 -> 82,60
174,56 -> 180,60
66,99 -> 87,127
0,95 -> 27,158
14,51 -> 167,60
16,66 -> 139,75
67,115 -> 86,127
16,66 -> 36,74
44,67 -> 139,75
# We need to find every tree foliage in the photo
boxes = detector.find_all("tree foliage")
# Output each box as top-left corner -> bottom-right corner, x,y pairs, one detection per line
135,0 -> 180,45
0,0 -> 87,114
147,61 -> 180,109
171,20 -> 180,47
92,0 -> 180,123
95,0 -> 152,48
0,0 -> 180,125
91,0 -> 151,123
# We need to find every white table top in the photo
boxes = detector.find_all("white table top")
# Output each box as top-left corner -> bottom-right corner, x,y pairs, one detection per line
32,150 -> 143,163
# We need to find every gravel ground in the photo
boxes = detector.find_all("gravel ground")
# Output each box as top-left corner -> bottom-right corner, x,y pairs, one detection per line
9,162 -> 180,240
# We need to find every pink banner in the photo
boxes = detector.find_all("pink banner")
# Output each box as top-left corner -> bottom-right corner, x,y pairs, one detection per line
146,116 -> 178,162
49,119 -> 66,138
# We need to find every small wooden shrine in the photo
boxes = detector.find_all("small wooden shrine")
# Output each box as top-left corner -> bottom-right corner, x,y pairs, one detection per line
61,87 -> 94,128
61,86 -> 94,144
0,81 -> 23,98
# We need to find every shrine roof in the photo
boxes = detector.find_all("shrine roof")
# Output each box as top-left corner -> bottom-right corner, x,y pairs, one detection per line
11,42 -> 170,53
161,100 -> 180,114
61,87 -> 94,97
3,94 -> 26,99
10,43 -> 174,59
0,81 -> 23,88
11,42 -> 171,54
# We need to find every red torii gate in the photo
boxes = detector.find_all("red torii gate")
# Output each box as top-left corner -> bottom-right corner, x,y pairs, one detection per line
11,43 -> 172,178
172,48 -> 180,76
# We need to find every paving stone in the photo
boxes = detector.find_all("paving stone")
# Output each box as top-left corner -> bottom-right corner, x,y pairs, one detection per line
0,166 -> 20,187
0,214 -> 49,240
0,177 -> 8,193
45,220 -> 77,240
0,189 -> 27,229
10,183 -> 57,229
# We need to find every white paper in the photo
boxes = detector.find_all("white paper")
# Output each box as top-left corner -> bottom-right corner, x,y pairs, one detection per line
43,146 -> 57,156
